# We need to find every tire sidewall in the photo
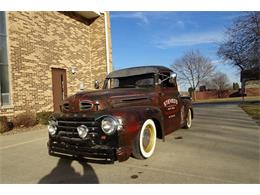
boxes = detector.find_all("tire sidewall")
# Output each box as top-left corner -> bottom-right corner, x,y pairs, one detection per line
139,119 -> 157,158
186,109 -> 192,128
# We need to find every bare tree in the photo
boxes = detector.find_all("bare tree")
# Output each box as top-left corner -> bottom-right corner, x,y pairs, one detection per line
211,72 -> 230,90
218,12 -> 260,71
172,50 -> 215,98
211,72 -> 231,98
201,72 -> 231,98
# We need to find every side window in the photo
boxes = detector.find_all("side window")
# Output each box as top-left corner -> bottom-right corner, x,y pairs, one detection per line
0,11 -> 10,106
159,73 -> 175,88
110,78 -> 119,88
136,77 -> 154,87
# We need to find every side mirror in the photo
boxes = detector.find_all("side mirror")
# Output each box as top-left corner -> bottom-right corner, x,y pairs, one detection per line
94,80 -> 100,89
169,72 -> 177,84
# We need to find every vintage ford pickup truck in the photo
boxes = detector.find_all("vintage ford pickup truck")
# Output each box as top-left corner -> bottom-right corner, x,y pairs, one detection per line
47,66 -> 193,162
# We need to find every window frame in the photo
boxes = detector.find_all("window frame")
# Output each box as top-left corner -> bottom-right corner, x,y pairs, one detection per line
103,73 -> 156,89
0,11 -> 12,108
158,72 -> 176,88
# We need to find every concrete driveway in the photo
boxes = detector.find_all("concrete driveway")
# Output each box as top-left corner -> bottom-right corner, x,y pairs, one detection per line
0,104 -> 259,183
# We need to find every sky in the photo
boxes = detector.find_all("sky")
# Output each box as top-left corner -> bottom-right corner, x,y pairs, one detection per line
110,11 -> 243,91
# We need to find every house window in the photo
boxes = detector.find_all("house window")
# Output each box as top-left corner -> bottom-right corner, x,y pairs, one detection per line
0,11 -> 10,106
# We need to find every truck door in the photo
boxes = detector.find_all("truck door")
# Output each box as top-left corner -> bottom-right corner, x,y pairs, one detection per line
158,72 -> 182,134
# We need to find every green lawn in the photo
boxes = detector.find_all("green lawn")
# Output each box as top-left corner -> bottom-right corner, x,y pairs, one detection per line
239,102 -> 260,120
194,96 -> 260,121
194,96 -> 260,103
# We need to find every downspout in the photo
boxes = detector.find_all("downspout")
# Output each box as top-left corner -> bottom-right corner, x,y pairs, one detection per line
104,11 -> 110,74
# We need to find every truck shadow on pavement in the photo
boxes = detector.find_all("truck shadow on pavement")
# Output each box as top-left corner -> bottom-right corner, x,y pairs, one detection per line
38,158 -> 99,184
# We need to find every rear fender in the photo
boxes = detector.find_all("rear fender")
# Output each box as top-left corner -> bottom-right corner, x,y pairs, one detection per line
181,98 -> 193,119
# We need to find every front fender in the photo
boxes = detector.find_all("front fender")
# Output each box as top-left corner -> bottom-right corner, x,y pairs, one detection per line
109,106 -> 164,152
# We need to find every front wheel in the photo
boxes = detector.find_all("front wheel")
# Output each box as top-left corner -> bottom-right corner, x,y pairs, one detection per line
132,119 -> 157,159
183,109 -> 192,129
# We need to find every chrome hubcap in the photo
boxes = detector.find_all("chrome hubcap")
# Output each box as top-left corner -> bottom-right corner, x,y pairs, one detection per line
142,124 -> 155,153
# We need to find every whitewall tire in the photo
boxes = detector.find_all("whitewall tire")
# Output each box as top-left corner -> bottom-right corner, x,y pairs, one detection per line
184,109 -> 192,129
132,119 -> 157,159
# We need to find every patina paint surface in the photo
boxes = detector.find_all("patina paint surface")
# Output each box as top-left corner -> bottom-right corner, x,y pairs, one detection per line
48,66 -> 193,162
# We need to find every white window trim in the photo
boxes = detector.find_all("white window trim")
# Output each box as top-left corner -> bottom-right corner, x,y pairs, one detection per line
104,12 -> 110,74
0,11 -> 13,108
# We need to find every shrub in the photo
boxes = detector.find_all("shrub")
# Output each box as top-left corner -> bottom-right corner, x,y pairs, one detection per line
13,112 -> 37,128
7,121 -> 14,130
0,116 -> 10,133
36,111 -> 53,125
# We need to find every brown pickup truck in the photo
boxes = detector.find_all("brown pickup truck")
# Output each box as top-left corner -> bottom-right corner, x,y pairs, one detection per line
47,66 -> 193,162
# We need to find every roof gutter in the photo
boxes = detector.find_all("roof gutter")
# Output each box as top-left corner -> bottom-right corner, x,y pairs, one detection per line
104,11 -> 110,74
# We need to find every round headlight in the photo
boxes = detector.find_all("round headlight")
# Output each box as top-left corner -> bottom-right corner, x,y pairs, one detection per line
48,124 -> 57,136
77,125 -> 89,139
101,117 -> 118,135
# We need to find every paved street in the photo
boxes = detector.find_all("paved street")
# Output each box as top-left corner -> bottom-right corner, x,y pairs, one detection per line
0,104 -> 259,183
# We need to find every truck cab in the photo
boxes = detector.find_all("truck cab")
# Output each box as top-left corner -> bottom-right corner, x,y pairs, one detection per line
47,66 -> 193,162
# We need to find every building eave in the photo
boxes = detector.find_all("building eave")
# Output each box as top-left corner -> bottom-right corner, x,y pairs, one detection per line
75,11 -> 100,19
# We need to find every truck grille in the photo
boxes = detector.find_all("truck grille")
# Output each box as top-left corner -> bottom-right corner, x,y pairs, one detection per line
56,119 -> 99,140
79,101 -> 93,111
63,103 -> 70,111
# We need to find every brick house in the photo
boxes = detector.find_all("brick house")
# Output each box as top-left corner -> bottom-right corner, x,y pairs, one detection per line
0,11 -> 112,118
241,67 -> 260,96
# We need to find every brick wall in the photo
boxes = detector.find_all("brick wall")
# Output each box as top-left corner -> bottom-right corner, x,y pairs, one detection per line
195,90 -> 232,100
195,88 -> 259,100
245,88 -> 260,96
245,80 -> 260,96
0,11 -> 112,117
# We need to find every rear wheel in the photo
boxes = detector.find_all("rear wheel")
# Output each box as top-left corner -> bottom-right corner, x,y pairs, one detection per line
183,109 -> 192,129
132,119 -> 157,159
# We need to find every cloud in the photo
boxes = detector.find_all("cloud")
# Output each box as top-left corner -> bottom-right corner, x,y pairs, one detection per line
212,59 -> 233,67
211,59 -> 222,65
111,12 -> 149,24
176,20 -> 185,28
154,31 -> 224,49
111,12 -> 190,27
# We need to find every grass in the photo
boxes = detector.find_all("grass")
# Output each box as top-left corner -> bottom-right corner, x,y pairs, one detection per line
194,96 -> 260,121
194,96 -> 260,103
239,102 -> 260,120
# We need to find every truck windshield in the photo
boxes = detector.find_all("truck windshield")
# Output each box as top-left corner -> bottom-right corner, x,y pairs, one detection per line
104,74 -> 155,89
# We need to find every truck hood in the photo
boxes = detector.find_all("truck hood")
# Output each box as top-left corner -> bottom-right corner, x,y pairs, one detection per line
76,88 -> 153,100
63,88 -> 155,112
